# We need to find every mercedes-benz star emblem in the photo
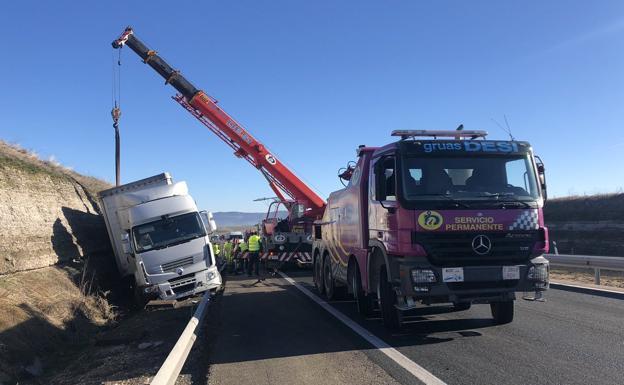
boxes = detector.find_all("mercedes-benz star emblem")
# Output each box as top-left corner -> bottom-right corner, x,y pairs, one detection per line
472,235 -> 492,255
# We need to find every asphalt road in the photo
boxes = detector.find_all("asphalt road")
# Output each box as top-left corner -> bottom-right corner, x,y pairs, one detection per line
202,271 -> 624,385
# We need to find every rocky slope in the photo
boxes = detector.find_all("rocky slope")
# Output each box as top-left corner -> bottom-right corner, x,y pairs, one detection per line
0,141 -> 117,383
0,141 -> 111,274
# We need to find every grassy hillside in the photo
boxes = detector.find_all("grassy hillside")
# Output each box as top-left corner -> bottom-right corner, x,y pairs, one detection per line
544,193 -> 624,256
544,193 -> 624,222
0,140 -> 110,193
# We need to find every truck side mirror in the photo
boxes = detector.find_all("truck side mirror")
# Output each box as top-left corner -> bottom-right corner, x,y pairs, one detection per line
208,212 -> 217,233
200,211 -> 218,233
121,232 -> 131,254
374,160 -> 387,201
535,157 -> 547,201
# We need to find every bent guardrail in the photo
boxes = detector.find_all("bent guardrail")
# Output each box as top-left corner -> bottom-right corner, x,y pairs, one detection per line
545,254 -> 624,285
150,293 -> 211,385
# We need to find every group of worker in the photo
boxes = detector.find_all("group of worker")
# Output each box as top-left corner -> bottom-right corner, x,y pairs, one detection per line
212,231 -> 263,278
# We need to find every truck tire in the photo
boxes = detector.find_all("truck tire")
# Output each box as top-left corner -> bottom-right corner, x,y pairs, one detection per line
314,253 -> 325,295
378,266 -> 402,330
133,285 -> 149,310
323,255 -> 336,300
350,263 -> 373,316
490,301 -> 514,324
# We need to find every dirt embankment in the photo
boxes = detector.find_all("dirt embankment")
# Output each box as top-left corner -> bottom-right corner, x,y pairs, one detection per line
544,193 -> 624,256
0,141 -> 111,274
0,141 -> 118,383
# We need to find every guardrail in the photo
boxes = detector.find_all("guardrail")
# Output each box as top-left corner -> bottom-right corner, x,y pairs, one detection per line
545,254 -> 624,285
150,293 -> 211,385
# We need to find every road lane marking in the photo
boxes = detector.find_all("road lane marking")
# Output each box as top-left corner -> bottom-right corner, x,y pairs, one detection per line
279,272 -> 447,385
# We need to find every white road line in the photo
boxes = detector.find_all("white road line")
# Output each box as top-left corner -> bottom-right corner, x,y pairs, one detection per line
278,272 -> 447,385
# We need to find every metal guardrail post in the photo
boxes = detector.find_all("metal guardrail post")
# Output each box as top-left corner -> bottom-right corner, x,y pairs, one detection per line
594,268 -> 601,285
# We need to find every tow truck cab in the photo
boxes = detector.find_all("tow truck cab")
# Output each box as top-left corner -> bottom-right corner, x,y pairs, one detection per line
314,130 -> 549,327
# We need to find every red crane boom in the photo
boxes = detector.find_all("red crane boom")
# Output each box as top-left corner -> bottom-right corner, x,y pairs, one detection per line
112,27 -> 325,216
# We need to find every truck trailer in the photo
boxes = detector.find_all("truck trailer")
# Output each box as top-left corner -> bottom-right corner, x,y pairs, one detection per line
313,130 -> 550,329
98,173 -> 222,303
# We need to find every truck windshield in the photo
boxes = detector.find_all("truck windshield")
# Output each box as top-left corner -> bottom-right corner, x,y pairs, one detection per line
132,212 -> 206,253
401,154 -> 540,202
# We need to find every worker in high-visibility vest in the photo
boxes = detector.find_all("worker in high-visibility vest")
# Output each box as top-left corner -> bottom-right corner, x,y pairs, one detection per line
235,238 -> 248,274
223,240 -> 234,273
247,231 -> 262,277
212,242 -> 220,259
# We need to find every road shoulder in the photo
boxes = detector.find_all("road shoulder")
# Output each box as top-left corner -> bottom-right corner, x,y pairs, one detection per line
204,274 -> 404,385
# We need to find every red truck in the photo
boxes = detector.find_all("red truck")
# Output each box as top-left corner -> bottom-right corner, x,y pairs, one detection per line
313,130 -> 550,329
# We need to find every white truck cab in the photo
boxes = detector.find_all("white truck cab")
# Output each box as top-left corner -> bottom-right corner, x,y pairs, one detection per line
98,173 -> 222,302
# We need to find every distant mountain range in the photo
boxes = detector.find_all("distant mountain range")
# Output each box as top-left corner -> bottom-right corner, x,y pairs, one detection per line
213,211 -> 286,227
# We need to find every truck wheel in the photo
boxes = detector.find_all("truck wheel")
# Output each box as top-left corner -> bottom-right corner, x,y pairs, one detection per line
314,253 -> 325,295
133,285 -> 149,310
350,263 -> 373,316
378,266 -> 402,330
323,255 -> 336,300
490,301 -> 514,324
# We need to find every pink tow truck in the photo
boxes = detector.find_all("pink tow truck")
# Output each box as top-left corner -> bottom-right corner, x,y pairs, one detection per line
313,130 -> 550,329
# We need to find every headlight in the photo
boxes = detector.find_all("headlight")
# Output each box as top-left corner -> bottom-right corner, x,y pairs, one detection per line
207,271 -> 216,281
527,264 -> 549,282
411,269 -> 437,283
274,234 -> 286,243
306,234 -> 313,242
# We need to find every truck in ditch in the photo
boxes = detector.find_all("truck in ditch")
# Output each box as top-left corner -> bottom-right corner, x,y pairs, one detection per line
313,130 -> 550,329
98,173 -> 222,303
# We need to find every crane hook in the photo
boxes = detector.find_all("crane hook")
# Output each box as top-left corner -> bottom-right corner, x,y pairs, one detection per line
111,104 -> 121,128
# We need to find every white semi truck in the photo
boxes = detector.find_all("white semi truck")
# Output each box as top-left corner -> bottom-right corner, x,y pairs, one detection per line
98,172 -> 222,302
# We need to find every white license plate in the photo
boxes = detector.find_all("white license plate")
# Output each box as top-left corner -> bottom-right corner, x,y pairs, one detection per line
269,255 -> 279,260
502,266 -> 520,280
442,267 -> 464,282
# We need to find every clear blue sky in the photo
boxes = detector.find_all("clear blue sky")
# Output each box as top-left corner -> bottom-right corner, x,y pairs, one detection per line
1,1 -> 623,212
